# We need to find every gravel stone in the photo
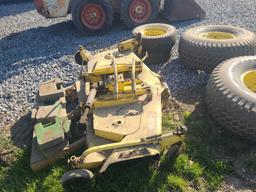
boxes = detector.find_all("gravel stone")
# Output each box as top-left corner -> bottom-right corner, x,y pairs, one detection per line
0,0 -> 256,126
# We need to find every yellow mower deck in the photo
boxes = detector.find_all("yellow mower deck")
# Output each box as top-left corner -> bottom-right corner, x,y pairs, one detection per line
69,48 -> 184,171
30,40 -> 185,175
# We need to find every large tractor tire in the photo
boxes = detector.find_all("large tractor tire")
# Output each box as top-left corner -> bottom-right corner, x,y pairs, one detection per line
179,25 -> 256,73
72,0 -> 113,34
133,23 -> 177,64
206,56 -> 256,140
121,0 -> 158,28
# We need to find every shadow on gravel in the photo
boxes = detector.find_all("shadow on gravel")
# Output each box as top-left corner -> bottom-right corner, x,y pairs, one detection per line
0,19 -> 130,82
0,1 -> 33,18
0,12 -> 201,83
174,85 -> 206,105
146,57 -> 209,94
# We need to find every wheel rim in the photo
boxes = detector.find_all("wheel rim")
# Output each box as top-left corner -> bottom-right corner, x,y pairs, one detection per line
81,4 -> 106,30
199,31 -> 236,40
242,70 -> 256,93
129,0 -> 152,24
142,28 -> 167,36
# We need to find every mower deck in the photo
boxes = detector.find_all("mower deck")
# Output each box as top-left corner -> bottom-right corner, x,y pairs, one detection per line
29,41 -> 185,184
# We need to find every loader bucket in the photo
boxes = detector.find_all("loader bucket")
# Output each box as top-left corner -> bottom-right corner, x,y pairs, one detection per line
162,0 -> 206,22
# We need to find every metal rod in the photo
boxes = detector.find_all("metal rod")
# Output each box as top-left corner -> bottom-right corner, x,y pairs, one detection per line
131,58 -> 136,96
112,56 -> 119,100
79,82 -> 97,125
80,132 -> 182,158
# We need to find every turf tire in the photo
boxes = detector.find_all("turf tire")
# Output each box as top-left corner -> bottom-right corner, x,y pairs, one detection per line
133,23 -> 177,64
179,25 -> 256,73
133,23 -> 177,53
206,56 -> 256,140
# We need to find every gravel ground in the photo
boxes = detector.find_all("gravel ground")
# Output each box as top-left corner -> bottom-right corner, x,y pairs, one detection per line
0,0 -> 256,127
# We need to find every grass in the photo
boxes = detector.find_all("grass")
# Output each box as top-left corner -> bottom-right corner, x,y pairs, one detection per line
167,175 -> 188,192
0,102 -> 251,192
186,111 -> 239,190
173,154 -> 203,182
0,149 -> 66,192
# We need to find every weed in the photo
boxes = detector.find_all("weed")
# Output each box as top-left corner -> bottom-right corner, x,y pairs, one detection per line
166,175 -> 188,192
173,154 -> 203,181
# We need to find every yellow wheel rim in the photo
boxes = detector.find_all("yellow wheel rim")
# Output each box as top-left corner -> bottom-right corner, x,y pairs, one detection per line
142,28 -> 167,36
242,70 -> 256,93
199,31 -> 236,40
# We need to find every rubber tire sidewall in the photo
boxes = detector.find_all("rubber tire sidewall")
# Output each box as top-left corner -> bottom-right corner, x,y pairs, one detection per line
61,169 -> 94,188
179,25 -> 256,73
144,50 -> 171,64
206,56 -> 256,140
72,0 -> 113,35
121,0 -> 158,29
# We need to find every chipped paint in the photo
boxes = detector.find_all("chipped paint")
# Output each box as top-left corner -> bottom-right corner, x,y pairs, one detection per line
38,0 -> 70,18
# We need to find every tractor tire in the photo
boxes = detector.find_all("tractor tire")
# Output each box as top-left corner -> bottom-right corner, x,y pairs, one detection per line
133,23 -> 177,52
206,56 -> 256,140
133,23 -> 177,64
72,0 -> 113,35
179,25 -> 256,73
61,169 -> 94,188
121,0 -> 158,28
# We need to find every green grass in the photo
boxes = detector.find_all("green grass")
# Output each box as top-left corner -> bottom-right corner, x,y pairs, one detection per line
0,107 -> 242,192
167,175 -> 188,192
173,154 -> 203,182
0,149 -> 66,192
184,111 -> 233,191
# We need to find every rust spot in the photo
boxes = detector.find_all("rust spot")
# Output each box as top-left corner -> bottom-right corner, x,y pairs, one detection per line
118,148 -> 148,159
